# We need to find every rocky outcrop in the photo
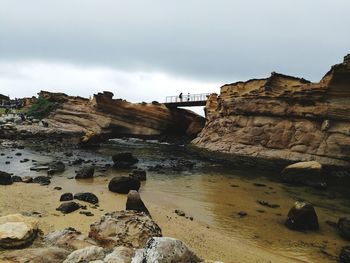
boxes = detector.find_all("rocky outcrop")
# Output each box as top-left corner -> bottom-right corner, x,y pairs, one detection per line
0,247 -> 70,263
192,54 -> 350,168
6,91 -> 204,143
0,214 -> 39,249
88,210 -> 162,249
285,201 -> 319,231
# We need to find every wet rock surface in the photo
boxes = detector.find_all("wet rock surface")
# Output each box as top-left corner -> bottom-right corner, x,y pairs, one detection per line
285,201 -> 319,231
88,210 -> 162,249
48,161 -> 65,175
108,176 -> 141,194
56,202 -> 80,214
75,166 -> 95,179
112,152 -> 139,168
338,218 -> 350,240
0,170 -> 13,185
74,192 -> 99,204
60,193 -> 74,202
340,245 -> 350,263
129,169 -> 147,181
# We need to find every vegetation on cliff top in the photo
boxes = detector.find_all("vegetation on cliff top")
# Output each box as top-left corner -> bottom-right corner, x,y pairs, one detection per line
26,97 -> 59,119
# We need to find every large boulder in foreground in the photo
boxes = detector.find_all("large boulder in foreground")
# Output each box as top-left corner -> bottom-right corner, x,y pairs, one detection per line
0,214 -> 39,248
132,237 -> 201,263
0,171 -> 13,185
126,190 -> 150,216
108,176 -> 141,194
88,210 -> 162,249
112,153 -> 139,169
281,161 -> 325,187
0,247 -> 69,263
285,201 -> 319,231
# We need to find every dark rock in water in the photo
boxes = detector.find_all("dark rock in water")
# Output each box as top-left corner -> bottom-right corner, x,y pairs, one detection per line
238,211 -> 247,217
56,201 -> 80,214
60,193 -> 73,201
12,175 -> 22,182
338,218 -> 350,240
285,201 -> 319,231
22,176 -> 33,183
340,246 -> 350,263
257,200 -> 280,208
74,192 -> 99,204
15,152 -> 22,156
175,209 -> 186,217
72,158 -> 84,165
30,165 -> 50,171
75,166 -> 95,179
47,161 -> 65,175
54,186 -> 62,190
0,171 -> 13,185
65,151 -> 73,157
253,183 -> 267,187
79,211 -> 94,217
5,161 -> 10,164
281,161 -> 326,188
108,176 -> 141,194
112,152 -> 139,168
33,176 -> 51,185
126,190 -> 150,215
129,169 -> 147,181
20,158 -> 30,163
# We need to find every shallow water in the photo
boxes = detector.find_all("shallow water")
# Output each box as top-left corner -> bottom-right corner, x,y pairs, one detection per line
1,138 -> 350,262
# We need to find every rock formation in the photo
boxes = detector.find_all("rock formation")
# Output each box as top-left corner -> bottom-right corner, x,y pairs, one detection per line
192,54 -> 350,168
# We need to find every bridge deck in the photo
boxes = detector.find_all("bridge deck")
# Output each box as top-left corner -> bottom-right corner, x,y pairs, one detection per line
164,93 -> 210,107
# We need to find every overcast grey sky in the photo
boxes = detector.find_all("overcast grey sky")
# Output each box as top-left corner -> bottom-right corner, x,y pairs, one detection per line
0,0 -> 349,105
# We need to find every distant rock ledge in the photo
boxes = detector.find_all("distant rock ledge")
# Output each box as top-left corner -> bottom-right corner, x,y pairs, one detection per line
192,54 -> 350,168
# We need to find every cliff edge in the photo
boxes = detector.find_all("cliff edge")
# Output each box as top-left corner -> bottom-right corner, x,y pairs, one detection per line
192,54 -> 350,167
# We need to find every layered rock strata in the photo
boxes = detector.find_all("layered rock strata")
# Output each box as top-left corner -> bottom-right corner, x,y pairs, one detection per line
193,54 -> 350,168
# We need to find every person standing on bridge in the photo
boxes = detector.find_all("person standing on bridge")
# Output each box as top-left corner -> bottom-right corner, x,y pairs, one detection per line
179,92 -> 183,102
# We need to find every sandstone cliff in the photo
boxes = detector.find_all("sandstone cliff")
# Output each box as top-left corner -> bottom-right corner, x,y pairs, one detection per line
30,91 -> 204,142
192,54 -> 350,167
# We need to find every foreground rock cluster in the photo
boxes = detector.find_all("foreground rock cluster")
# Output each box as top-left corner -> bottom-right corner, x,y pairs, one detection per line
193,54 -> 350,168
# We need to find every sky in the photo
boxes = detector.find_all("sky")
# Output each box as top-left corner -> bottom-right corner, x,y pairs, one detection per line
0,0 -> 349,109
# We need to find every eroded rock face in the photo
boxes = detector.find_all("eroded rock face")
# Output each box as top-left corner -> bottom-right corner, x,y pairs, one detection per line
192,55 -> 350,168
0,247 -> 70,263
63,246 -> 105,263
88,210 -> 162,249
126,190 -> 150,216
104,246 -> 135,263
132,237 -> 201,263
285,201 -> 319,231
0,214 -> 39,249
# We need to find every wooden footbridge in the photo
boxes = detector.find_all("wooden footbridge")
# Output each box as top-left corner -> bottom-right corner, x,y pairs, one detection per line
164,93 -> 211,107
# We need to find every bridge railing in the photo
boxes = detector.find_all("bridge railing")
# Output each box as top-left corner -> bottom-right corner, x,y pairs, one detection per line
165,93 -> 211,103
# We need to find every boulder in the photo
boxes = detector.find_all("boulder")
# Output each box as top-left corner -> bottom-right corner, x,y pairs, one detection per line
281,161 -> 325,187
74,192 -> 99,204
12,175 -> 22,182
60,193 -> 74,202
112,153 -> 139,168
129,169 -> 147,181
340,245 -> 350,263
132,237 -> 201,263
104,246 -> 135,263
338,218 -> 350,240
108,176 -> 141,194
45,227 -> 97,250
0,247 -> 70,263
63,246 -> 105,263
285,201 -> 319,231
48,161 -> 65,175
0,170 -> 13,185
32,176 -> 51,185
0,214 -> 39,248
89,210 -> 162,249
126,190 -> 150,216
75,166 -> 95,179
56,202 -> 80,214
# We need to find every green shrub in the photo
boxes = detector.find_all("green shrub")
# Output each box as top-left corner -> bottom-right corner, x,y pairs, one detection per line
26,97 -> 59,119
